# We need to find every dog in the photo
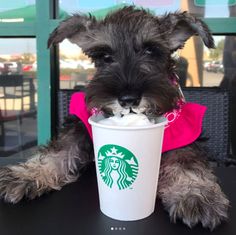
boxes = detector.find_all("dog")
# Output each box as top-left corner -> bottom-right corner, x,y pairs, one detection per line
0,6 -> 229,230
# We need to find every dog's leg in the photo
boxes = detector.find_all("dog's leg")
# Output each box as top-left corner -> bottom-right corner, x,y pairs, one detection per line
0,115 -> 94,203
158,144 -> 229,230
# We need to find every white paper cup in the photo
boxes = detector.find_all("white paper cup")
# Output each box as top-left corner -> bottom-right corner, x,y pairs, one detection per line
88,115 -> 167,221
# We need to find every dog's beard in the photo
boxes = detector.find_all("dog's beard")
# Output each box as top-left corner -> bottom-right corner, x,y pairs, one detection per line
99,97 -> 162,118
105,98 -> 147,116
86,83 -> 179,118
85,68 -> 180,118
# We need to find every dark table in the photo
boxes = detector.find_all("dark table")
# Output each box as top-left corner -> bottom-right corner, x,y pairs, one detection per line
0,162 -> 235,235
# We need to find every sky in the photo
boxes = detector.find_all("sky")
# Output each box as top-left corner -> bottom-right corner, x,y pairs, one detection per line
0,0 -> 233,16
0,38 -> 36,55
59,0 -> 231,17
0,0 -> 233,56
0,0 -> 35,12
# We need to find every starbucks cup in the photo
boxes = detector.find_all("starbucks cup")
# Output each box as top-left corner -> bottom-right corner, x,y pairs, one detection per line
88,115 -> 167,221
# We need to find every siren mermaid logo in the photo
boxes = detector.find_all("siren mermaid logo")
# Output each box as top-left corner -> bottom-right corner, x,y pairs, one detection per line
97,145 -> 139,190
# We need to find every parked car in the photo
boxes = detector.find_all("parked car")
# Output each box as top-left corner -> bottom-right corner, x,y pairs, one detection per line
203,61 -> 211,70
205,61 -> 224,73
32,61 -> 37,71
0,62 -> 12,74
3,61 -> 18,73
23,64 -> 33,71
77,60 -> 94,69
1,61 -> 24,74
0,62 -> 4,74
60,60 -> 78,69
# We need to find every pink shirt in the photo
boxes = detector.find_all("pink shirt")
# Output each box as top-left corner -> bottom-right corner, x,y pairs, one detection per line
69,92 -> 206,153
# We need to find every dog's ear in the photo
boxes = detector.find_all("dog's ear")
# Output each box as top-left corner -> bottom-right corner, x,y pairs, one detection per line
47,14 -> 96,48
159,12 -> 215,51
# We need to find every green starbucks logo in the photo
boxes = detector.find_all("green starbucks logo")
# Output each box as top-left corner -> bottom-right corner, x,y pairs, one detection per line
97,145 -> 139,190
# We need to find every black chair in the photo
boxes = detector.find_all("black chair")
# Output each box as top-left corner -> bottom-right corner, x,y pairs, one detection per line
182,87 -> 234,165
0,75 -> 32,113
57,87 -> 235,166
0,75 -> 35,152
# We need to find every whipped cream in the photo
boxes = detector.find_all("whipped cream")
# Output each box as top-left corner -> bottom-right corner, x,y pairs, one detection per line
98,113 -> 154,126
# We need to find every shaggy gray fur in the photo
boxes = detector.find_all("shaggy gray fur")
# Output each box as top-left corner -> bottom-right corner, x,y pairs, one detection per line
0,6 -> 228,231
160,145 -> 229,230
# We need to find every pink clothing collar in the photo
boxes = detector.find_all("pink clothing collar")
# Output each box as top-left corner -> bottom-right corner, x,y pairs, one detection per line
69,92 -> 206,153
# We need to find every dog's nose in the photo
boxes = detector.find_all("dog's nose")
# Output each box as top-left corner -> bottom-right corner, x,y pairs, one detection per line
118,94 -> 141,107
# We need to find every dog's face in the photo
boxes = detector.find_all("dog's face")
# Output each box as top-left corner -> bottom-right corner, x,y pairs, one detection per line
48,7 -> 214,117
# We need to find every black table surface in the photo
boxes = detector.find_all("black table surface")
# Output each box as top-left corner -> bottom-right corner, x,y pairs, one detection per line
0,162 -> 235,235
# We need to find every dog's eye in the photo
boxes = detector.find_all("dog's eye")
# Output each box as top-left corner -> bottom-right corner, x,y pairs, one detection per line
102,54 -> 114,63
88,49 -> 114,66
142,42 -> 166,59
144,47 -> 154,55
93,53 -> 114,64
144,46 -> 162,57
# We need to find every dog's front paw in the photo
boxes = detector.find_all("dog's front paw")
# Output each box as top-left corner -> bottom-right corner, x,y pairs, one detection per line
0,166 -> 37,204
165,184 -> 229,230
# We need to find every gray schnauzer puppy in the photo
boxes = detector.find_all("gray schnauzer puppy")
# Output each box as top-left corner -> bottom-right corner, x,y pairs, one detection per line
0,6 -> 229,230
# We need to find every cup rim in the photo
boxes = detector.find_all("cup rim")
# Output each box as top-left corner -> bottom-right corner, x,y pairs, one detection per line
88,114 -> 168,131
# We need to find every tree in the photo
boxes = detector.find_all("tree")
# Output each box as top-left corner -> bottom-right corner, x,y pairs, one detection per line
0,57 -> 6,62
209,39 -> 224,60
21,53 -> 35,64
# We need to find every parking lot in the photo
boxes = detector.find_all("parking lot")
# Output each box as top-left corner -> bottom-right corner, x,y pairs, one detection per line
203,70 -> 224,87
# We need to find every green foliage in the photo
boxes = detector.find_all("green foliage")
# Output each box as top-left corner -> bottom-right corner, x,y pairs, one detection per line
209,39 -> 224,60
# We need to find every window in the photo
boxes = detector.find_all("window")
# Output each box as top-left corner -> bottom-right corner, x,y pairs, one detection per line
57,0 -> 236,155
0,0 -> 36,22
0,1 -> 235,157
0,38 -> 37,157
57,1 -> 236,89
59,0 -> 236,18
59,40 -> 95,89
177,35 -> 235,88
